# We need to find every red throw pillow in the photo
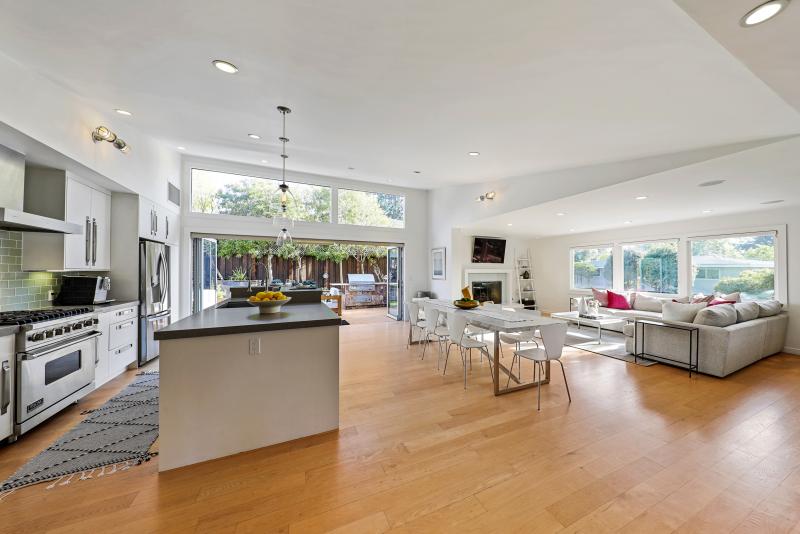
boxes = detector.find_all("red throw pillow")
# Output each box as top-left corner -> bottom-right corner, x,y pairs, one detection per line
606,290 -> 631,310
708,299 -> 736,307
591,288 -> 609,307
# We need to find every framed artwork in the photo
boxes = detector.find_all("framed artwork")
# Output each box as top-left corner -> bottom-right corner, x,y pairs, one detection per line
431,247 -> 446,279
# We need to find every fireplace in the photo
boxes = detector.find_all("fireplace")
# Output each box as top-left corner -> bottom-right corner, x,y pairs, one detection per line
471,281 -> 502,304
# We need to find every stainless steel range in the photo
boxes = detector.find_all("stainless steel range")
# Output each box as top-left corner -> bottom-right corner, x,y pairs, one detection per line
0,308 -> 100,439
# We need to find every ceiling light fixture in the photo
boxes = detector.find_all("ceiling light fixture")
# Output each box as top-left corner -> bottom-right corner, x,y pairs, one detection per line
624,220 -> 633,224
413,170 -> 421,174
91,126 -> 129,153
761,199 -> 785,204
556,212 -> 565,216
347,166 -> 355,170
475,190 -> 496,202
114,109 -> 132,116
177,146 -> 186,151
248,133 -> 261,140
740,0 -> 790,26
212,59 -> 239,74
569,228 -> 576,232
698,179 -> 726,187
261,159 -> 268,163
702,209 -> 714,214
468,151 -> 480,156
635,195 -> 648,200
507,223 -> 513,227
274,105 -> 296,246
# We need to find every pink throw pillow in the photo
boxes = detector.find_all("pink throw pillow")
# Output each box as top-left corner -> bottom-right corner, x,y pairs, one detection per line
692,294 -> 714,304
708,299 -> 736,307
606,290 -> 631,310
591,288 -> 609,307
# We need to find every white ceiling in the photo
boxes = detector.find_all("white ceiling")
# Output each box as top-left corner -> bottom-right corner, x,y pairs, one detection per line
1,0 -> 799,188
466,136 -> 800,238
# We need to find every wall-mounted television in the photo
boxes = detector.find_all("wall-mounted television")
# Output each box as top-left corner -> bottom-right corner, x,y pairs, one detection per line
472,237 -> 506,264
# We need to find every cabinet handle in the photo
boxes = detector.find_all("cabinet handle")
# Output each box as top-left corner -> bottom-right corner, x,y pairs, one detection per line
155,210 -> 158,235
85,216 -> 91,265
114,344 -> 133,355
92,218 -> 98,266
1,361 -> 9,415
150,209 -> 155,236
165,216 -> 169,241
115,320 -> 135,330
116,308 -> 134,317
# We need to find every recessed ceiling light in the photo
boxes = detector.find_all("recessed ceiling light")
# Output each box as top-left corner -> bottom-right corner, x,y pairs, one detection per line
635,195 -> 648,200
507,223 -> 513,227
114,109 -> 132,116
261,159 -> 268,163
702,209 -> 713,214
740,0 -> 790,26
177,146 -> 186,151
761,199 -> 785,204
569,228 -> 576,232
248,133 -> 261,140
556,212 -> 566,216
624,220 -> 633,224
698,180 -> 726,187
468,151 -> 480,156
212,59 -> 239,74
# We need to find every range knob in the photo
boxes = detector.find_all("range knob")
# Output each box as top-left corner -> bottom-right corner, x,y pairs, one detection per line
45,329 -> 55,338
73,322 -> 83,330
30,332 -> 45,342
54,327 -> 64,336
63,325 -> 72,333
83,319 -> 93,327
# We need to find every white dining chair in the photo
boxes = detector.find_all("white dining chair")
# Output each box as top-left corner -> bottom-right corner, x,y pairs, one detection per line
421,306 -> 449,361
509,321 -> 570,410
499,308 -> 542,353
406,301 -> 426,349
443,312 -> 494,389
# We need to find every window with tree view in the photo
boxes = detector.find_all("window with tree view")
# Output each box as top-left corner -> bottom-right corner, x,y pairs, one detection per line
623,240 -> 679,294
571,247 -> 613,289
191,169 -> 331,223
691,234 -> 775,300
337,189 -> 405,228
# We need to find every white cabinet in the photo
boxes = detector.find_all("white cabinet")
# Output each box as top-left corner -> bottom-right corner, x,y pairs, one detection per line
23,171 -> 111,271
138,196 -> 177,244
0,334 -> 13,442
95,304 -> 138,388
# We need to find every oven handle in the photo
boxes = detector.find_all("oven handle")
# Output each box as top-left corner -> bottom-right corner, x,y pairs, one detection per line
1,361 -> 9,415
18,331 -> 102,361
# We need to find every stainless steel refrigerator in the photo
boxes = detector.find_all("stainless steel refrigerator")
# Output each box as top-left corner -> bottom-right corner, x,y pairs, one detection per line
139,240 -> 171,366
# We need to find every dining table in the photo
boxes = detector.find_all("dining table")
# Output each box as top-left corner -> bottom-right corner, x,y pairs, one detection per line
419,299 -> 565,396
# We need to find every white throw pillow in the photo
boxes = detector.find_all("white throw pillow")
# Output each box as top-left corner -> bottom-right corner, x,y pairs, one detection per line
694,304 -> 737,327
719,292 -> 741,303
633,293 -> 663,313
734,302 -> 759,323
662,302 -> 706,323
756,300 -> 783,317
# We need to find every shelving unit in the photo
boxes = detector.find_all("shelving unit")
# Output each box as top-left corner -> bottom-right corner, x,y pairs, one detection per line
514,249 -> 537,309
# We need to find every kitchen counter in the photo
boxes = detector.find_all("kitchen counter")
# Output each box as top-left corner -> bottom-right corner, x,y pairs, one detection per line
0,325 -> 18,337
155,302 -> 340,341
87,300 -> 139,313
157,300 -> 340,471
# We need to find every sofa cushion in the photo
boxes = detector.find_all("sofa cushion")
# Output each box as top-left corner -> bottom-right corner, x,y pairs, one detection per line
757,300 -> 783,317
734,302 -> 759,323
591,288 -> 608,307
606,308 -> 662,320
720,292 -> 741,303
633,293 -> 663,313
606,290 -> 631,310
694,304 -> 737,327
662,302 -> 706,323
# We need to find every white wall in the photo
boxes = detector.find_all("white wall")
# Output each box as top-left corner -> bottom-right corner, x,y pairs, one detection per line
530,206 -> 799,353
178,156 -> 428,317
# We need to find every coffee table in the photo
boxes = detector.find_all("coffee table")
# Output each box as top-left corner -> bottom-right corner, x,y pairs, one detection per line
550,311 -> 627,344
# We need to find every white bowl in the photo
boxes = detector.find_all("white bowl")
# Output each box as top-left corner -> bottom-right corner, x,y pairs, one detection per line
247,297 -> 292,314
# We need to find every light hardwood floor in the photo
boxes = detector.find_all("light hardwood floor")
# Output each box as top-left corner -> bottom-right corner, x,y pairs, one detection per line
1,308 -> 800,533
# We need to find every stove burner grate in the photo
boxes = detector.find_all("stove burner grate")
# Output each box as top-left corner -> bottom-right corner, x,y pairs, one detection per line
0,307 -> 92,326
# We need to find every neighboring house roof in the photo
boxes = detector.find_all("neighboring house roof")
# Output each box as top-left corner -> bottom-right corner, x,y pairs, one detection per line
692,255 -> 773,268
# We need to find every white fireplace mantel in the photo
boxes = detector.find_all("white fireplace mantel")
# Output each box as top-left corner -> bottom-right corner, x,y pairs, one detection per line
463,268 -> 514,304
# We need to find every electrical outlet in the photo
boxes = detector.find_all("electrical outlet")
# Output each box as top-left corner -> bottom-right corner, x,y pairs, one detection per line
248,337 -> 261,355
47,290 -> 55,301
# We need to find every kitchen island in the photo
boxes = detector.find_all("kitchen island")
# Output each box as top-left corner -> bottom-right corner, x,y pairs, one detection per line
155,302 -> 341,471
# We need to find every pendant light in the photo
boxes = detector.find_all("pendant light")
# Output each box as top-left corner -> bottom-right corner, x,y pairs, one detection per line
274,105 -> 295,245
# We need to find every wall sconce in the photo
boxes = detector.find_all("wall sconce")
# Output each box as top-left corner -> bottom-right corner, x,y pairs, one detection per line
475,190 -> 496,202
92,126 -> 130,153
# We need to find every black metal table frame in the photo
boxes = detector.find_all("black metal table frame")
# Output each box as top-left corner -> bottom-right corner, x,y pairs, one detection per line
634,319 -> 699,376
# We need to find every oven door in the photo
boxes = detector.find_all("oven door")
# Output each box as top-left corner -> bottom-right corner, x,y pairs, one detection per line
16,331 -> 100,426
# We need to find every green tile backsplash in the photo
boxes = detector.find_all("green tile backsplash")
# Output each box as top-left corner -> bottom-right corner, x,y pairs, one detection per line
0,229 -> 62,311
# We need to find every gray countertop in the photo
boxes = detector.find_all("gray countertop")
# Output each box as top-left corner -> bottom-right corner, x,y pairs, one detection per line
155,302 -> 341,341
0,325 -> 19,337
87,300 -> 139,313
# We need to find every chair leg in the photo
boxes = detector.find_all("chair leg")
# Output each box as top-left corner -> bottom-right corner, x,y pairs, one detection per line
558,359 -> 571,403
505,354 -> 516,388
421,333 -> 429,360
462,347 -> 467,389
407,324 -> 412,349
443,343 -> 452,375
536,362 -> 542,411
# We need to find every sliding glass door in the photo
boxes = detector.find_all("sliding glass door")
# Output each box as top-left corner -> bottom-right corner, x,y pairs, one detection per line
386,246 -> 403,320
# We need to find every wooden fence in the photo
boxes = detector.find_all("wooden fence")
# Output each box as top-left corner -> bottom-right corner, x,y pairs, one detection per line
217,255 -> 387,285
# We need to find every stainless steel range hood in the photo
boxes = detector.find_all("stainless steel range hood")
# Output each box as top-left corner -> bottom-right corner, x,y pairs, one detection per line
0,144 -> 81,234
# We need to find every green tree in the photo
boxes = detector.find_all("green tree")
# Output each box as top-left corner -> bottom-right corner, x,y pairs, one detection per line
640,246 -> 678,293
573,261 -> 598,287
367,246 -> 388,280
715,269 -> 774,297
743,244 -> 774,261
327,243 -> 350,283
338,190 -> 397,227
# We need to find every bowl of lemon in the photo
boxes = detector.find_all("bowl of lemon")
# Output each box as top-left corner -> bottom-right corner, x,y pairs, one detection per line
247,291 -> 291,314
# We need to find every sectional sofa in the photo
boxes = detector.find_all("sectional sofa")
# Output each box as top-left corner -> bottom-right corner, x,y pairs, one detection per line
579,291 -> 788,377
